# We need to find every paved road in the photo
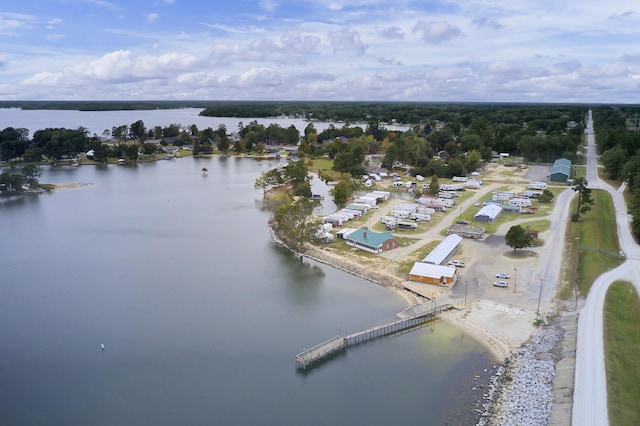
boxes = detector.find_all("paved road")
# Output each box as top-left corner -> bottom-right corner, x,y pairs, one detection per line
572,110 -> 640,425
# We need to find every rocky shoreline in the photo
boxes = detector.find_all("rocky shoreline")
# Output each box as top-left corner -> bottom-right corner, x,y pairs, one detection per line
477,325 -> 562,426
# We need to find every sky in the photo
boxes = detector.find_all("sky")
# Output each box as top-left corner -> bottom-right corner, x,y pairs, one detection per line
1,0 -> 639,103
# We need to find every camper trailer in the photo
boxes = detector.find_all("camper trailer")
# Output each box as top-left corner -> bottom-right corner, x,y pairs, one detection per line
529,182 -> 548,190
391,209 -> 410,219
397,221 -> 418,230
508,198 -> 532,208
410,213 -> 431,222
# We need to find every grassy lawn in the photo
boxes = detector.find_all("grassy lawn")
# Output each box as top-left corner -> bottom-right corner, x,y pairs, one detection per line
396,240 -> 441,275
604,281 -> 640,426
306,158 -> 334,171
574,189 -> 623,296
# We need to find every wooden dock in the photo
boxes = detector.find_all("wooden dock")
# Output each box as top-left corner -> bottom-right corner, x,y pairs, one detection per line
295,304 -> 452,370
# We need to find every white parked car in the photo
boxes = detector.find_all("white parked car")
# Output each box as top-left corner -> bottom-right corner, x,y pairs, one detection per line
448,260 -> 465,268
493,280 -> 508,288
495,273 -> 510,279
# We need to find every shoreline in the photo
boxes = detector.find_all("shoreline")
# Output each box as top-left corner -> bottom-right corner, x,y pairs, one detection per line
269,227 -> 515,362
268,226 -> 519,425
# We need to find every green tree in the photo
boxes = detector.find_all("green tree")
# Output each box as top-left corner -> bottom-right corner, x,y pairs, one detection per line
427,175 -> 440,196
330,174 -> 356,208
293,181 -> 312,197
254,168 -> 285,193
537,189 -> 554,203
0,172 -> 24,193
465,150 -> 482,172
141,143 -> 157,155
572,177 -> 594,221
283,160 -> 309,185
112,125 -> 128,142
130,120 -> 146,142
272,195 -> 321,248
505,225 -> 534,251
21,164 -> 41,186
304,123 -> 317,144
215,124 -> 230,153
600,146 -> 628,180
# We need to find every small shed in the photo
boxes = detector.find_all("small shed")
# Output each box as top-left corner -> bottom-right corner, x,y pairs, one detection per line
408,263 -> 458,285
446,224 -> 485,239
344,228 -> 399,254
336,228 -> 357,239
474,204 -> 502,223
550,158 -> 571,182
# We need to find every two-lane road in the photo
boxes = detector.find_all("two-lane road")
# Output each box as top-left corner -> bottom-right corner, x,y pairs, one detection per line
572,110 -> 640,425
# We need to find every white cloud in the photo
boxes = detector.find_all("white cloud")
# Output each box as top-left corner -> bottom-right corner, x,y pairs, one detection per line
412,21 -> 463,44
0,12 -> 36,35
45,34 -> 65,41
376,26 -> 404,40
328,27 -> 368,54
3,0 -> 640,102
280,32 -> 321,55
471,17 -> 502,30
259,0 -> 279,11
378,57 -> 403,66
622,53 -> 640,64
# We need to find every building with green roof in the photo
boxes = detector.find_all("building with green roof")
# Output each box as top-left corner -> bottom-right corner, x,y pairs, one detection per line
344,228 -> 399,254
550,158 -> 571,182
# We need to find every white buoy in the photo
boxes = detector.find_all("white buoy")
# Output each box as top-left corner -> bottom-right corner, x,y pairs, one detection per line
101,343 -> 105,351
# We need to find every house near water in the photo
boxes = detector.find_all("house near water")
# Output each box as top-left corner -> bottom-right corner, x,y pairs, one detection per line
344,228 -> 399,254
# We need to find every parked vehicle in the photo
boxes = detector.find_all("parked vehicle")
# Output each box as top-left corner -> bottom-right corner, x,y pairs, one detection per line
495,272 -> 510,279
448,260 -> 465,268
456,220 -> 469,225
397,221 -> 418,230
493,280 -> 508,288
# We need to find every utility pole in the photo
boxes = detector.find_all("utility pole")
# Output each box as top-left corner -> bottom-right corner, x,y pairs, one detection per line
536,278 -> 543,322
464,280 -> 468,307
513,268 -> 518,293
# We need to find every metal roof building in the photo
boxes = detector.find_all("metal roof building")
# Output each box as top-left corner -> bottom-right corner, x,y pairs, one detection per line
474,204 -> 502,223
421,234 -> 463,265
408,263 -> 458,285
344,228 -> 399,254
550,158 -> 571,182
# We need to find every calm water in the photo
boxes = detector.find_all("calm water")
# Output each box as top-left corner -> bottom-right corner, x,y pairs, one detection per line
0,107 -> 410,138
1,110 -> 492,425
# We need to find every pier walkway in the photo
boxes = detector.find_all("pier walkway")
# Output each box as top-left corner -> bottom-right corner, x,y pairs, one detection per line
295,304 -> 453,370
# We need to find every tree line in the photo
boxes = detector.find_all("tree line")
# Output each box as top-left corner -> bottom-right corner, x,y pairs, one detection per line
595,106 -> 640,238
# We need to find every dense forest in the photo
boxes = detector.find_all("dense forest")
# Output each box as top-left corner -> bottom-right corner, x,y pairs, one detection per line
594,106 -> 640,238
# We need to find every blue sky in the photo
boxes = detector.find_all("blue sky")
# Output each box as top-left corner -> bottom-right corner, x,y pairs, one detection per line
1,0 -> 639,102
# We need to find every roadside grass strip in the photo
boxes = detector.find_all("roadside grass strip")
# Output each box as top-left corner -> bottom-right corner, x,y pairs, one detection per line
576,189 -> 623,296
604,281 -> 640,426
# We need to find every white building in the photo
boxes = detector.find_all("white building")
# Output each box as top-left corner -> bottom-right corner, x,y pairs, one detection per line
421,234 -> 463,265
474,204 -> 502,223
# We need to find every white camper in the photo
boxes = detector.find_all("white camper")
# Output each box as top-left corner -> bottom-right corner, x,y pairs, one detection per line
529,182 -> 548,190
391,209 -> 410,219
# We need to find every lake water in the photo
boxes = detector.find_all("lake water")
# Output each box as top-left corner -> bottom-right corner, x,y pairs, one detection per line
0,110 -> 493,425
0,107 -> 410,138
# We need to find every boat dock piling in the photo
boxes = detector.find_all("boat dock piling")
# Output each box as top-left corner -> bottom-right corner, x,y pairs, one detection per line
295,304 -> 452,370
